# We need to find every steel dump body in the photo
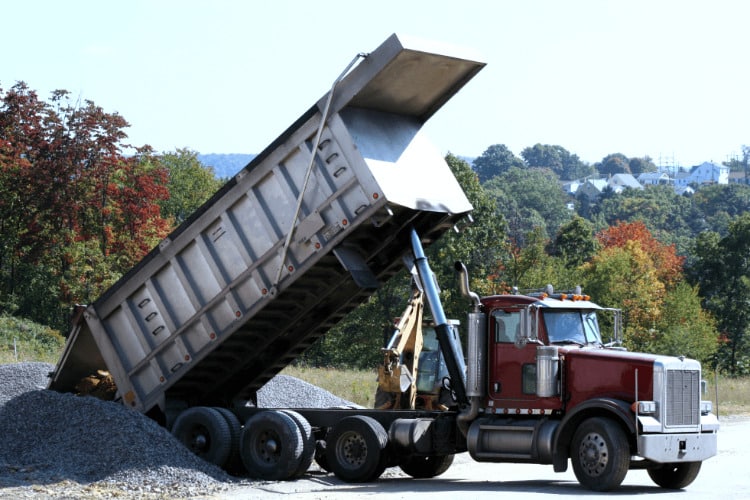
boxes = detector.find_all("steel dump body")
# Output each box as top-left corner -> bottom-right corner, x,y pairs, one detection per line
48,34 -> 484,415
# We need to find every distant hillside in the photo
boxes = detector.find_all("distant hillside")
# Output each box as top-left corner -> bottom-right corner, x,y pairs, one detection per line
197,153 -> 256,179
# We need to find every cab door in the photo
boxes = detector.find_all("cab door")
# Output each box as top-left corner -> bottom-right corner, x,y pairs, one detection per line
488,309 -> 539,403
487,308 -> 562,414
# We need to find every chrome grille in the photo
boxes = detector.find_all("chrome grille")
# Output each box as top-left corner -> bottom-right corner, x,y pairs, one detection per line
666,369 -> 700,426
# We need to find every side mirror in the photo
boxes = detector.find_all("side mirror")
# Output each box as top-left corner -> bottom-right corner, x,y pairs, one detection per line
516,306 -> 542,349
516,308 -> 530,349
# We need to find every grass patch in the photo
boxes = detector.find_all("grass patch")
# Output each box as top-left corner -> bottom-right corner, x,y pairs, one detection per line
704,373 -> 750,418
281,364 -> 378,408
0,314 -> 65,364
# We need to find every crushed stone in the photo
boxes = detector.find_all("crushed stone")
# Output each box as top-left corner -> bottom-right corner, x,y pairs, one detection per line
0,362 -> 358,499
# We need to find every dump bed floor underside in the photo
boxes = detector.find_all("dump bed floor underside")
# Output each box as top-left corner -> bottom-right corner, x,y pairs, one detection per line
166,206 -> 457,407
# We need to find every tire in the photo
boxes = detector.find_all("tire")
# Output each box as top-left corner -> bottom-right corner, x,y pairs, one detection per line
171,406 -> 232,468
281,410 -> 315,478
240,410 -> 303,480
212,407 -> 244,474
399,454 -> 454,478
647,462 -> 702,489
570,417 -> 630,491
325,415 -> 389,482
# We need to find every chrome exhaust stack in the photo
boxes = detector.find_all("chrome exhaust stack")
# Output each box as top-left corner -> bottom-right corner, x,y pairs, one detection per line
455,262 -> 486,436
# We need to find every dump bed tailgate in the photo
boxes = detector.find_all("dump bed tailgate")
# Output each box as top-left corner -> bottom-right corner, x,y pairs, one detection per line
48,34 -> 484,414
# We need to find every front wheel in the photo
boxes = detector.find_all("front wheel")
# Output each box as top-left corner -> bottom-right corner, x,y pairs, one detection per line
647,462 -> 702,489
570,417 -> 630,491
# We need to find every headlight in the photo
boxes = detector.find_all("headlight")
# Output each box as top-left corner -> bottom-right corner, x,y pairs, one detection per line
631,400 -> 657,414
700,400 -> 713,415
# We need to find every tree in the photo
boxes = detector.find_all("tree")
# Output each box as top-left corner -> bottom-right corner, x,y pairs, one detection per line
549,215 -> 599,267
493,226 -> 559,290
157,148 -> 224,225
592,185 -> 700,256
597,221 -> 685,288
0,82 -> 170,328
689,214 -> 750,375
652,282 -> 718,363
433,153 -> 508,305
521,143 -> 593,180
692,184 -> 750,237
597,153 -> 630,176
582,242 -> 665,352
472,144 -> 524,184
628,156 -> 657,175
484,166 -> 572,242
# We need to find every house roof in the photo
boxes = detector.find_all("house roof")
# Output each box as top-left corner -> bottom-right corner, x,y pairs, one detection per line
609,173 -> 643,189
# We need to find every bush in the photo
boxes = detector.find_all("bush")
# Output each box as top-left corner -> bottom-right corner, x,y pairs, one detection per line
0,314 -> 65,363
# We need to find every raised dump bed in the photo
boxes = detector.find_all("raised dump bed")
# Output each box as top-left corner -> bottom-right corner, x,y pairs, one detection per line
48,33 -> 485,419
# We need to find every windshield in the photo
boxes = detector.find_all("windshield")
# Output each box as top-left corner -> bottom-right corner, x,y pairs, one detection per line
543,310 -> 602,346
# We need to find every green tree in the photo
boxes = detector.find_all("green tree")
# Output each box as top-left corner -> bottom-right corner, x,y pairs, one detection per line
548,215 -> 599,267
689,214 -> 750,375
434,153 -> 508,303
652,282 -> 718,363
521,143 -> 593,180
597,153 -> 630,175
692,184 -> 750,237
496,226 -> 559,290
485,166 -> 572,242
628,156 -> 657,175
157,148 -> 223,225
472,144 -> 524,184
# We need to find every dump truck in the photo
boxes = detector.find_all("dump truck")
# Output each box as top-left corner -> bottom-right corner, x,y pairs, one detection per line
48,33 -> 718,491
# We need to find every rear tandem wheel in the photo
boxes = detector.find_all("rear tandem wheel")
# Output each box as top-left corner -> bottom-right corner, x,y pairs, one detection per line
240,410 -> 304,480
325,415 -> 389,482
171,406 -> 232,468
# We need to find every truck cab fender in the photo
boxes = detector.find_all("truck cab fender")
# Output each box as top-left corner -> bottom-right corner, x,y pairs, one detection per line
551,398 -> 635,472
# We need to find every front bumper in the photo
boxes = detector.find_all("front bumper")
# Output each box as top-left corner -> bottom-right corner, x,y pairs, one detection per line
638,431 -> 717,463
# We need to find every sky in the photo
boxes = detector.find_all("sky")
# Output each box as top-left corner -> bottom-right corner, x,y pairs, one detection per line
3,0 -> 749,168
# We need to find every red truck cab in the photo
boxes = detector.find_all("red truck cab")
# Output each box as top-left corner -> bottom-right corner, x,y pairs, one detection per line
463,287 -> 718,490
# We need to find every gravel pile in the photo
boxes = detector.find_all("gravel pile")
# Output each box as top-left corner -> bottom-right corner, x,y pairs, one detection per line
0,362 -> 357,499
258,374 -> 359,409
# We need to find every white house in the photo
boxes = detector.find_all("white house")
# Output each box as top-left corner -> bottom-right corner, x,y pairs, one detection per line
673,162 -> 729,188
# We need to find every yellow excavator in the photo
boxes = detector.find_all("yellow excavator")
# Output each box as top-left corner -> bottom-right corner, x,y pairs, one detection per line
375,289 -> 465,411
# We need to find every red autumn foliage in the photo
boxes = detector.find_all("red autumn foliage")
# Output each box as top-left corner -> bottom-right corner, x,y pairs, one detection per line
596,220 -> 685,288
0,82 -> 171,314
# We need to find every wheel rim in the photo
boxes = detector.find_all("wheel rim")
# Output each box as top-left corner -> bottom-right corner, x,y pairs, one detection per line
256,429 -> 281,464
188,426 -> 209,454
577,431 -> 609,476
336,431 -> 368,469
